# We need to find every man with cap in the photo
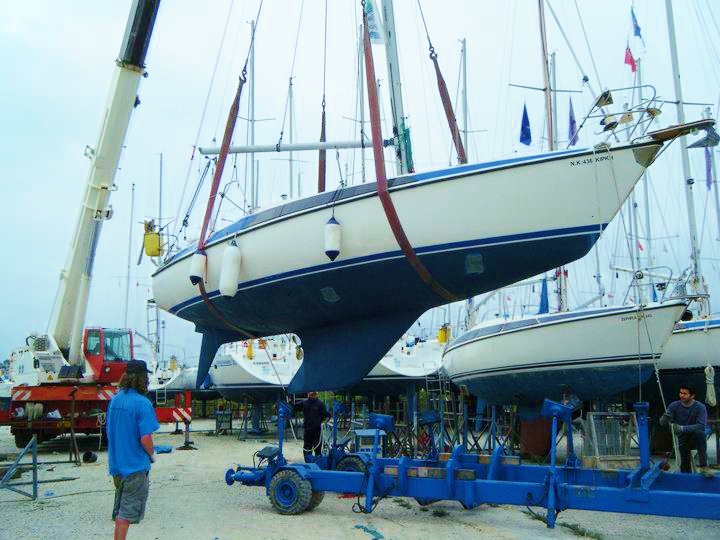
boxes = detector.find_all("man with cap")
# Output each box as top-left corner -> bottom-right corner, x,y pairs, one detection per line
299,391 -> 330,461
106,359 -> 159,540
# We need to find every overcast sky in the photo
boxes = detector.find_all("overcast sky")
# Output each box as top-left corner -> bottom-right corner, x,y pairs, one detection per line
0,0 -> 718,364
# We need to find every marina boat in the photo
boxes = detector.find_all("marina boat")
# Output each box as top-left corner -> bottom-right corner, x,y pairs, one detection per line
153,137 -> 682,394
442,299 -> 686,405
150,0 -> 717,394
209,336 -> 301,402
345,333 -> 444,396
209,330 -> 445,400
642,316 -> 720,406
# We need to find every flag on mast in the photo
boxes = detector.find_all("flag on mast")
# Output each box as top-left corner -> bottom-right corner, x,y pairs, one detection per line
364,0 -> 385,44
706,147 -> 713,190
624,44 -> 637,73
568,97 -> 578,146
520,104 -> 532,146
631,6 -> 645,47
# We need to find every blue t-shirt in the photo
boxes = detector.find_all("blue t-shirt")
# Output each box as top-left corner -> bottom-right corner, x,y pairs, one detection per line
106,388 -> 160,478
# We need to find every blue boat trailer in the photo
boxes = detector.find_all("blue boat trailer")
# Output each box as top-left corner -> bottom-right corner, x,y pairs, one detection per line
225,399 -> 719,528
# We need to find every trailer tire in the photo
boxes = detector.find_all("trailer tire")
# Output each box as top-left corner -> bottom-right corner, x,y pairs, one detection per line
13,430 -> 34,449
335,455 -> 367,473
268,469 -> 312,515
306,491 -> 325,511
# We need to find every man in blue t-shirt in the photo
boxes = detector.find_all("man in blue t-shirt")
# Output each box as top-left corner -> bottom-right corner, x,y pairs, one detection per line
660,384 -> 713,476
106,359 -> 159,539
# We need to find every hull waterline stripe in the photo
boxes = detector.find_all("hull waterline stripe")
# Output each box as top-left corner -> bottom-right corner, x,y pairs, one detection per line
450,353 -> 659,380
168,223 -> 607,315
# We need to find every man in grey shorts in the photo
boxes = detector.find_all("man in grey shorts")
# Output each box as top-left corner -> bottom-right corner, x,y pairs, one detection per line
107,360 -> 159,539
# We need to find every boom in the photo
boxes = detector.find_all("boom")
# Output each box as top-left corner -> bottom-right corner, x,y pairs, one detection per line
48,0 -> 160,364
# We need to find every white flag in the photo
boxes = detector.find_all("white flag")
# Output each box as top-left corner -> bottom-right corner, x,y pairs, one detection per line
365,0 -> 385,44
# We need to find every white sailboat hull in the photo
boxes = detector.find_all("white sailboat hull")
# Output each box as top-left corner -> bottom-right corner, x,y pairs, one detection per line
443,300 -> 686,404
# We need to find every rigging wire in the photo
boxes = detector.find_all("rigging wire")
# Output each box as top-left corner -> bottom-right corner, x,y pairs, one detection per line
276,0 -> 306,150
170,0 -> 237,249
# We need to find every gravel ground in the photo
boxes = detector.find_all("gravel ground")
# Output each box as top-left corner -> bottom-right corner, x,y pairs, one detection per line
1,421 -> 717,540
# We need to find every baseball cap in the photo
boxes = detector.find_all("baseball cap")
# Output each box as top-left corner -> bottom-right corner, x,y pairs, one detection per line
126,359 -> 152,374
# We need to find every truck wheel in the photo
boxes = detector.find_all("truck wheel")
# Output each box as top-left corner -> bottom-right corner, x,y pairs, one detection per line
335,455 -> 367,473
306,491 -> 325,511
13,430 -> 34,449
268,469 -> 312,515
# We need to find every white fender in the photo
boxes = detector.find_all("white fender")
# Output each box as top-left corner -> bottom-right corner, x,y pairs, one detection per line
189,251 -> 207,285
324,216 -> 341,261
219,241 -> 242,297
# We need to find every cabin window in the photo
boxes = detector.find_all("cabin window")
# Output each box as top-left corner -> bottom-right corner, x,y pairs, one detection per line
103,330 -> 132,362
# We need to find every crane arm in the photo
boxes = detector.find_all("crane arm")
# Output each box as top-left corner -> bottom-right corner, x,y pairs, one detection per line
48,0 -> 161,364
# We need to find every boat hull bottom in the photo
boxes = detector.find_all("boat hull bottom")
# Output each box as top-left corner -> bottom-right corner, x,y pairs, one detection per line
454,363 -> 655,406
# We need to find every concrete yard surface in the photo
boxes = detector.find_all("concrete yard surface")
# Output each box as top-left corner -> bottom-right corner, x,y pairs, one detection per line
1,421 -> 718,540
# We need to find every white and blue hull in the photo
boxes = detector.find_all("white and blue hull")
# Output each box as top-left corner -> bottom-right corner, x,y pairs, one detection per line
443,300 -> 686,405
152,143 -> 664,392
641,317 -> 720,407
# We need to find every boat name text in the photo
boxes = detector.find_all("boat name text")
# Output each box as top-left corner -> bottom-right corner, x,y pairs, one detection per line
569,155 -> 614,167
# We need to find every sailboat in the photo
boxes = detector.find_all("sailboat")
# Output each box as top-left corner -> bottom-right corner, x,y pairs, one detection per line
442,2 -> 691,407
638,1 -> 720,408
150,0 -> 713,395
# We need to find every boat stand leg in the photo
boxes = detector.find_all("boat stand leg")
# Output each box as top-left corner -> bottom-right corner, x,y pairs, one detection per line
176,421 -> 197,450
545,414 -> 559,528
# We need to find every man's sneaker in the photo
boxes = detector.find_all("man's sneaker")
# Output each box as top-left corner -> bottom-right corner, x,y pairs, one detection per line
698,466 -> 716,478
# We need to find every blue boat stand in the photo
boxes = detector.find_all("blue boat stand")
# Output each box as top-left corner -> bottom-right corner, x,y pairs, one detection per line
225,399 -> 719,527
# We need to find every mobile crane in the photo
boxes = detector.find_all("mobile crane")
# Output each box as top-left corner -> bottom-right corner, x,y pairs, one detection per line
0,0 -> 191,448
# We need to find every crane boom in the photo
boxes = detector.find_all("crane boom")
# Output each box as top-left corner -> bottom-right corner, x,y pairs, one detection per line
48,0 -> 160,365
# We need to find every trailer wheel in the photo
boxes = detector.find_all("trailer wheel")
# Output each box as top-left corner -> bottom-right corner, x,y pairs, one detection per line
13,430 -> 34,449
306,491 -> 325,511
268,469 -> 312,515
335,455 -> 367,473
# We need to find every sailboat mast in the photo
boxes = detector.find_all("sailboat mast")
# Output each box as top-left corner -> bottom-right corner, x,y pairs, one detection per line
538,0 -> 554,152
538,0 -> 567,311
637,61 -> 656,297
358,28 -> 367,183
250,19 -> 256,208
461,38 -> 468,152
665,0 -> 708,314
123,182 -> 135,328
289,78 -> 294,199
381,0 -> 410,174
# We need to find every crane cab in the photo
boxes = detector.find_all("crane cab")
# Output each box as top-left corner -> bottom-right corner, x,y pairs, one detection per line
83,327 -> 134,384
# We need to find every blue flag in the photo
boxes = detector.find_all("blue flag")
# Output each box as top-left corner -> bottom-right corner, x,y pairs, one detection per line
520,104 -> 532,146
537,278 -> 549,315
631,7 -> 645,46
706,147 -> 713,190
568,97 -> 578,146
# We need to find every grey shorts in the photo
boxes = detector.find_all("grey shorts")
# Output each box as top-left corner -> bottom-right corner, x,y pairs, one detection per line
112,471 -> 149,524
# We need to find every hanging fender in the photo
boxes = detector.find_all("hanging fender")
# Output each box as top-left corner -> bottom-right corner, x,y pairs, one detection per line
219,240 -> 242,297
324,217 -> 341,261
189,251 -> 207,285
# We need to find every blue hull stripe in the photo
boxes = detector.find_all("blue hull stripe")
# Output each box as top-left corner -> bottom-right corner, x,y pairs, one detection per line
170,222 -> 607,315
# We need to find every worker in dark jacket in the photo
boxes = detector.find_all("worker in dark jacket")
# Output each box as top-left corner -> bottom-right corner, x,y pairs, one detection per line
300,391 -> 330,461
660,384 -> 713,476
